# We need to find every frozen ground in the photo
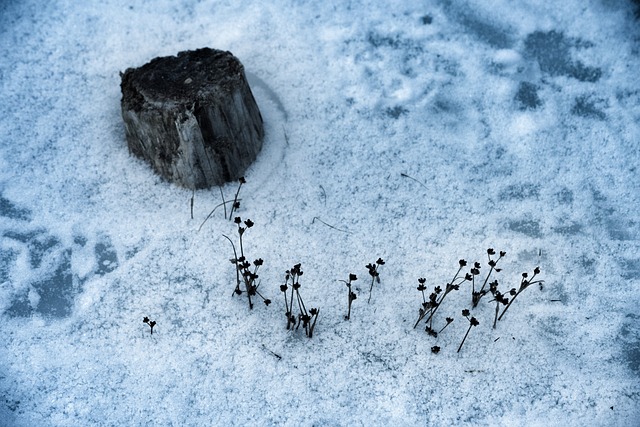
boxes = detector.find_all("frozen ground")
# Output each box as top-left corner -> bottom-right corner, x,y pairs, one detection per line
1,0 -> 639,425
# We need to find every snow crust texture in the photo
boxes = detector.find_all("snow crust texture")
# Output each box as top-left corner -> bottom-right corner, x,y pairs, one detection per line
1,0 -> 639,425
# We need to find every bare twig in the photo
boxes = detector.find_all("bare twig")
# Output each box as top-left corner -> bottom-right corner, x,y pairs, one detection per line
312,217 -> 350,234
400,173 -> 429,190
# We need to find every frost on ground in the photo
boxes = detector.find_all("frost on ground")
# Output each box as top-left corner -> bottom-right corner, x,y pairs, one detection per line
1,0 -> 639,426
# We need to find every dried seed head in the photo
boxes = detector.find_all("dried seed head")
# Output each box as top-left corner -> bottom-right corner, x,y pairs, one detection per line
459,259 -> 467,267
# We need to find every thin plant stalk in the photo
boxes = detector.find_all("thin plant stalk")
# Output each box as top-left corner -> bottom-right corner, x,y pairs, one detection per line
425,262 -> 467,329
228,177 -> 245,220
219,186 -> 227,219
498,267 -> 542,321
457,309 -> 479,353
198,200 -> 237,232
222,234 -> 242,297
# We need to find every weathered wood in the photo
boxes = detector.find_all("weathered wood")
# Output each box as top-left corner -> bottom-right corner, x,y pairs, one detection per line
120,48 -> 264,189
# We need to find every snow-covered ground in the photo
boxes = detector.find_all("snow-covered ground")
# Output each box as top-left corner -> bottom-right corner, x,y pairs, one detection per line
1,0 -> 639,425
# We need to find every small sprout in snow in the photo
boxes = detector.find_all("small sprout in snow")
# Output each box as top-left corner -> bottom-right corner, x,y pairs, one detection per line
366,258 -> 385,303
143,317 -> 156,335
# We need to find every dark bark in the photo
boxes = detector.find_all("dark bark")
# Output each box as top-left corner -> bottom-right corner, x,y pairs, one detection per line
120,48 -> 264,189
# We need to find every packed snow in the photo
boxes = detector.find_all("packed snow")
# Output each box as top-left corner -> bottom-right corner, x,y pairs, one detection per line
1,0 -> 639,425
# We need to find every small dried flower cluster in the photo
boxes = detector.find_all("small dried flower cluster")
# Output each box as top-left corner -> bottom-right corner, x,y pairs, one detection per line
457,309 -> 480,353
497,267 -> 543,322
366,258 -> 385,303
414,259 -> 468,333
280,263 -> 319,338
340,273 -> 358,320
223,217 -> 270,310
143,316 -> 156,335
471,249 -> 506,307
415,249 -> 543,353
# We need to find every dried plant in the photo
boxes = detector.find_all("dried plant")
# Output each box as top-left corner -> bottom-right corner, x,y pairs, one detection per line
143,316 -> 156,335
498,267 -> 543,322
457,309 -> 479,353
198,177 -> 246,231
222,217 -> 270,310
366,258 -> 385,303
280,263 -> 319,338
414,260 -> 469,333
339,273 -> 358,320
471,248 -> 505,307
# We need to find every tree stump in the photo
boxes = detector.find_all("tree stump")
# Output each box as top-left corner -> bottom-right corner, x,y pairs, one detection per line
120,48 -> 264,189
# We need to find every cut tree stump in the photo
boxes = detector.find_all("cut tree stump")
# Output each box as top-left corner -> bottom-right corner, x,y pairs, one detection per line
120,48 -> 264,189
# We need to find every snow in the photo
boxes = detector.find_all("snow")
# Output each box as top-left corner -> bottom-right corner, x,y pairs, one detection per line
1,0 -> 639,425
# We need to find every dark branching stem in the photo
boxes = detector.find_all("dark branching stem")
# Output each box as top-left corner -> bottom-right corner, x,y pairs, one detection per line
472,249 -> 505,308
498,267 -> 543,322
143,317 -> 156,335
488,280 -> 508,329
228,177 -> 246,221
223,218 -> 269,310
366,258 -> 385,303
282,264 -> 318,337
438,317 -> 454,334
308,308 -> 319,338
413,278 -> 432,328
423,260 -> 469,329
457,309 -> 479,353
340,274 -> 358,320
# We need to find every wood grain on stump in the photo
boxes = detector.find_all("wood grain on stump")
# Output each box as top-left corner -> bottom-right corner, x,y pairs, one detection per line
120,48 -> 264,189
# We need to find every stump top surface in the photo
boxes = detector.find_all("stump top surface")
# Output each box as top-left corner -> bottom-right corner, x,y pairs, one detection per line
121,48 -> 244,110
